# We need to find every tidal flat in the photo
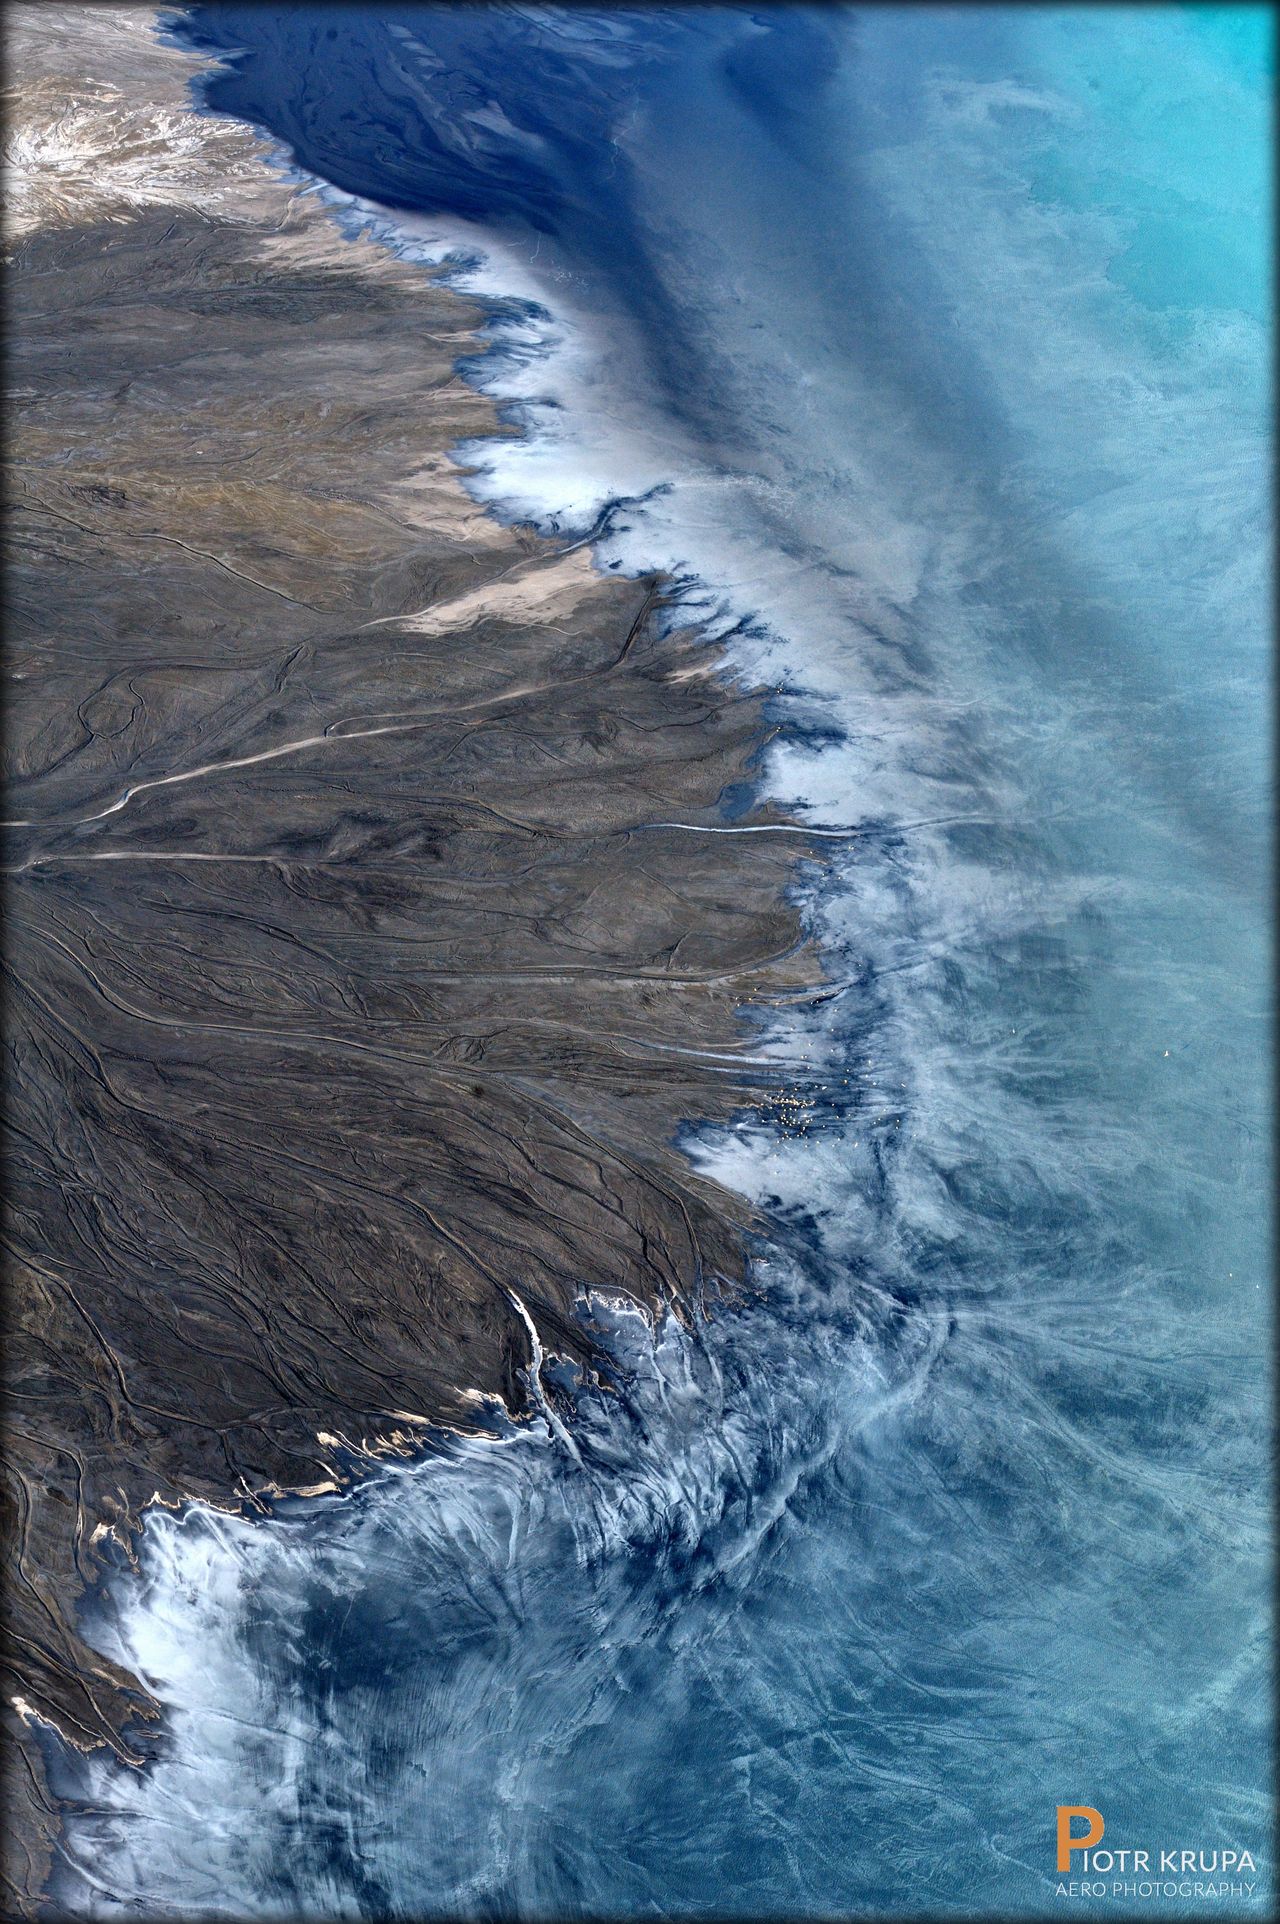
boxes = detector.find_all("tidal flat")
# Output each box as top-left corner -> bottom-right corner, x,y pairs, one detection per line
1,9 -> 817,1907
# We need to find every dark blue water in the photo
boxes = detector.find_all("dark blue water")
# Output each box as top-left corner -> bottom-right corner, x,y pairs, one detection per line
57,7 -> 1271,1917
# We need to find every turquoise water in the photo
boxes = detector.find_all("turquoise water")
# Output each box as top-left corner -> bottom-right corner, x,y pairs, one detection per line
56,8 -> 1271,1916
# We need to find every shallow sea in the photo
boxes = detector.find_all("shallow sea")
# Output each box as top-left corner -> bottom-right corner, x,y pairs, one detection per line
55,6 -> 1271,1916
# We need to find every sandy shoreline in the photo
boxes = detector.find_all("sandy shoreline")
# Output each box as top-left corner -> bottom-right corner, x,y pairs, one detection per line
1,6 -> 822,1911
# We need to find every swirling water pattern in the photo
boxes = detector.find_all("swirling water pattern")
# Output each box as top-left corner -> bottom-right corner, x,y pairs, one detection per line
55,7 -> 1270,1916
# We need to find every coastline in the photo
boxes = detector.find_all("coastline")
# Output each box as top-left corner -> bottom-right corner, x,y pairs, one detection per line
7,7 -> 1269,1917
1,7 -> 821,1911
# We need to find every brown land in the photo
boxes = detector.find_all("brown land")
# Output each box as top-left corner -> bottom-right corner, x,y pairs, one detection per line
1,7 -> 818,1911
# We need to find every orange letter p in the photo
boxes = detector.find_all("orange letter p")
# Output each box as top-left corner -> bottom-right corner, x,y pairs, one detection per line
1057,1806 -> 1104,1873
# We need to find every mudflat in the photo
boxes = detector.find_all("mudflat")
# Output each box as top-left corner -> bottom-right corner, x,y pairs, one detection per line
1,6 -> 817,1909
